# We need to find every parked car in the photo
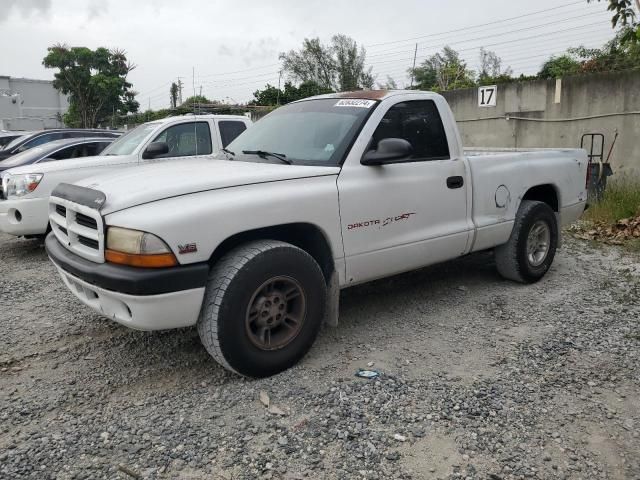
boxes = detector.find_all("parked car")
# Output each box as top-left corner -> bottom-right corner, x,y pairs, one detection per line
0,129 -> 121,161
44,90 -> 589,377
0,131 -> 33,149
0,114 -> 251,238
0,137 -> 114,174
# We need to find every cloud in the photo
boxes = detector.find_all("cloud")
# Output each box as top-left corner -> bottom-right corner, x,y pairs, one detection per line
0,0 -> 52,23
218,45 -> 233,57
87,0 -> 108,20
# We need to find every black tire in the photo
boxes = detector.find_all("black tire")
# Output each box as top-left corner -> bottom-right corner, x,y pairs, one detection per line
197,240 -> 326,378
495,200 -> 558,283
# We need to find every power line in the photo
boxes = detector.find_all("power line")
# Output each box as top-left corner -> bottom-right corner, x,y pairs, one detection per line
370,28 -> 614,77
366,11 -> 608,62
366,20 -> 608,68
364,0 -> 586,48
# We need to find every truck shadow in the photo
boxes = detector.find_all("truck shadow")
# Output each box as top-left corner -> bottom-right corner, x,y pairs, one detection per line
95,251 -> 507,383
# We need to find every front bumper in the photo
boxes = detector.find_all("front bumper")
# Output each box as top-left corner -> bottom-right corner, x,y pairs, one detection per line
0,197 -> 49,236
45,233 -> 209,330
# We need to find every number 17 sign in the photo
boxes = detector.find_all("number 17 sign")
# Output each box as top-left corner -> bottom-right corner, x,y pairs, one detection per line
478,85 -> 497,107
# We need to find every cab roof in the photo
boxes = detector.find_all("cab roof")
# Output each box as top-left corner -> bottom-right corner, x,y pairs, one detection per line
296,89 -> 436,103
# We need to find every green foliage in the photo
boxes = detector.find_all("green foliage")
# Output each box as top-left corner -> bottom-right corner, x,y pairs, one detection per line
170,82 -> 179,109
251,80 -> 333,106
538,55 -> 582,79
116,104 -> 247,128
280,35 -> 373,91
589,0 -> 639,43
410,46 -> 476,91
478,47 -> 513,85
182,94 -> 216,105
570,28 -> 640,72
43,44 -> 139,128
539,28 -> 640,78
585,179 -> 640,223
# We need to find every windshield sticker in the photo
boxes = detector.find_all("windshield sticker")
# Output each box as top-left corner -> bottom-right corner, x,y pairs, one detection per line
334,99 -> 376,108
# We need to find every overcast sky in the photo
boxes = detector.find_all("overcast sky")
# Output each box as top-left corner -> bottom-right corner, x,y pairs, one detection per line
0,0 -> 615,109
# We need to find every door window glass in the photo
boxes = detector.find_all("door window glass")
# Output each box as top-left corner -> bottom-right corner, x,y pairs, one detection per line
153,122 -> 212,157
371,100 -> 449,161
218,121 -> 247,147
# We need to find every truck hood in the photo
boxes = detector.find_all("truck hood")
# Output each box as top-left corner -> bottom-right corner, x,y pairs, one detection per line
3,154 -> 133,175
74,157 -> 340,214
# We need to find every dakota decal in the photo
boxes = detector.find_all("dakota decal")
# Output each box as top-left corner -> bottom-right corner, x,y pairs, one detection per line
348,212 -> 416,231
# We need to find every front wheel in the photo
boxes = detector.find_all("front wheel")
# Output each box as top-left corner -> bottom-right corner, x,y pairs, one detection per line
495,200 -> 558,283
197,240 -> 326,377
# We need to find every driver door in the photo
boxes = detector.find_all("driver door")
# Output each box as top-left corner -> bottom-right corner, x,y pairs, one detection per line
145,121 -> 214,161
337,98 -> 472,285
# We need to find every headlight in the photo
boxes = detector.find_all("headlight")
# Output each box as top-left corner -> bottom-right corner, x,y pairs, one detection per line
105,226 -> 177,268
5,173 -> 44,198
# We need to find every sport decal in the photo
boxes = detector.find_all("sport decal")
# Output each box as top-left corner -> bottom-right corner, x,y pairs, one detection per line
347,212 -> 416,231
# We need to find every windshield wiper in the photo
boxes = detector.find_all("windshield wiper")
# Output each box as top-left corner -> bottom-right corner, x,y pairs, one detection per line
242,150 -> 291,165
222,147 -> 235,156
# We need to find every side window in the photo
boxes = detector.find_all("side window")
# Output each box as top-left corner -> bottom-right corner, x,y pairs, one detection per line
23,132 -> 65,149
42,144 -> 89,161
91,142 -> 112,155
371,100 -> 449,161
153,122 -> 212,157
218,121 -> 247,148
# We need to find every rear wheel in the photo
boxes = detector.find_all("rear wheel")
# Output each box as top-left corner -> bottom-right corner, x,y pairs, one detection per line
197,240 -> 326,377
495,200 -> 558,283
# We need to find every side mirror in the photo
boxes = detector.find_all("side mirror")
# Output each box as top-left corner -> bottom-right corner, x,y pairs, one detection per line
361,138 -> 412,166
142,141 -> 169,159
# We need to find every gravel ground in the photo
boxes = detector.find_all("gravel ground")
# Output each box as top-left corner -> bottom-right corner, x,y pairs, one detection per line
1,232 -> 639,480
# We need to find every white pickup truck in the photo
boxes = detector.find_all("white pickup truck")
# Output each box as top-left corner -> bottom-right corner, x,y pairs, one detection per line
45,90 -> 588,378
0,114 -> 251,238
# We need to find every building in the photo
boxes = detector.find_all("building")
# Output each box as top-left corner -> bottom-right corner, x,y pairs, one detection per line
0,76 -> 68,131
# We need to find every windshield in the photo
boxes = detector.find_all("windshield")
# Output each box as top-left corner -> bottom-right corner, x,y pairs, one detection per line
0,146 -> 46,168
100,123 -> 158,156
225,98 -> 377,166
2,134 -> 30,151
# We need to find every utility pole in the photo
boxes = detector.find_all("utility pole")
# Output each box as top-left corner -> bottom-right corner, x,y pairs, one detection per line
192,67 -> 196,115
276,70 -> 282,105
410,43 -> 418,88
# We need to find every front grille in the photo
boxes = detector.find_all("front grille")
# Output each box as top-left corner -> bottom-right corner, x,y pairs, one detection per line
55,204 -> 66,217
49,198 -> 104,263
78,236 -> 99,250
75,212 -> 97,230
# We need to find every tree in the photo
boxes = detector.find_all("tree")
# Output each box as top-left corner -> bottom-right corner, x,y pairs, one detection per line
377,75 -> 398,90
251,80 -> 333,106
538,55 -> 582,78
569,28 -> 640,71
332,34 -> 374,90
43,44 -> 139,128
280,38 -> 336,89
410,46 -> 475,91
170,82 -> 179,109
478,48 -> 513,84
279,35 -> 374,91
182,95 -> 215,105
589,0 -> 639,43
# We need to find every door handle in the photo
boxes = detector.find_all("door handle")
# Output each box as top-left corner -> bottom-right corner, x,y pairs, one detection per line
446,176 -> 464,189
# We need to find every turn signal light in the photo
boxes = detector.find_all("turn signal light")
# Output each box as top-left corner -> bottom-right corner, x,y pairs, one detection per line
105,249 -> 178,268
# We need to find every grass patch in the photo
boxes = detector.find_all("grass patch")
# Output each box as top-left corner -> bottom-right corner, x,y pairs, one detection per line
584,178 -> 640,224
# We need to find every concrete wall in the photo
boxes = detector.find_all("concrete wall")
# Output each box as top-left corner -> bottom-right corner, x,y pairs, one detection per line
441,70 -> 640,177
0,76 -> 68,131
